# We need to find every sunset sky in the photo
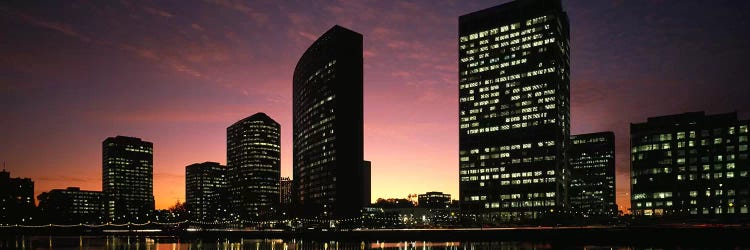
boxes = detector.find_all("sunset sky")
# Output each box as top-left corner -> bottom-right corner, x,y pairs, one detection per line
2,0 -> 750,212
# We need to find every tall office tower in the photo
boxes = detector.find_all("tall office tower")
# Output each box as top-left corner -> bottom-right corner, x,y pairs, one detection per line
102,136 -> 154,223
227,113 -> 281,219
37,187 -> 104,224
185,162 -> 228,221
631,112 -> 750,219
458,0 -> 571,221
293,25 -> 364,218
0,169 -> 34,224
570,132 -> 617,216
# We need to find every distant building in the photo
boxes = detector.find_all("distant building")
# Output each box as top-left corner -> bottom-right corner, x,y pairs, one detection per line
102,136 -> 155,223
418,192 -> 452,209
570,132 -> 617,216
185,162 -> 228,222
280,177 -> 292,207
227,113 -> 281,219
458,0 -> 571,221
293,25 -> 365,218
37,187 -> 104,224
631,112 -> 750,220
362,161 -> 372,207
0,169 -> 34,224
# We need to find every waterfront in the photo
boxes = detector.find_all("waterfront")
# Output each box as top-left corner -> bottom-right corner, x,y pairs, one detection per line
1,232 -> 749,250
0,236 -> 717,250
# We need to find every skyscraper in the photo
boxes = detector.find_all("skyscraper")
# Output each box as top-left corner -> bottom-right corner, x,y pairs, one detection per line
570,132 -> 617,216
102,136 -> 154,223
458,0 -> 571,221
293,25 -> 364,218
227,112 -> 281,219
185,162 -> 228,222
631,112 -> 750,220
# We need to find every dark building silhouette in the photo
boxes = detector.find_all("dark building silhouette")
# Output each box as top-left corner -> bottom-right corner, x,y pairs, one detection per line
227,113 -> 281,219
458,0 -> 571,221
280,177 -> 292,207
185,162 -> 228,222
418,192 -> 452,209
293,25 -> 364,218
362,161 -> 372,207
37,187 -> 104,224
631,112 -> 750,220
570,132 -> 617,216
0,169 -> 34,224
102,136 -> 154,223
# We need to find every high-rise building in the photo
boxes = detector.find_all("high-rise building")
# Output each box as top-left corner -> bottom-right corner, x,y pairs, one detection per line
279,177 -> 292,207
227,113 -> 281,219
0,169 -> 34,224
37,187 -> 104,224
102,136 -> 154,223
185,162 -> 228,222
458,0 -> 571,221
631,112 -> 750,220
418,192 -> 452,209
293,25 -> 364,218
570,132 -> 616,216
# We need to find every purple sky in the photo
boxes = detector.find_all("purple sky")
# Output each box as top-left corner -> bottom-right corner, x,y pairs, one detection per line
2,0 -> 749,211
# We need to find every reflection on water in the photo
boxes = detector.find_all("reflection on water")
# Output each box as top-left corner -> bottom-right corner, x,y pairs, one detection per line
0,236 -> 654,250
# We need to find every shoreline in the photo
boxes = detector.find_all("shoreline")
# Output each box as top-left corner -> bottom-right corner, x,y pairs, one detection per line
1,226 -> 749,246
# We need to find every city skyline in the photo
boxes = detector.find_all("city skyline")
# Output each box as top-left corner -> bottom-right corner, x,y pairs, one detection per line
3,0 -> 750,212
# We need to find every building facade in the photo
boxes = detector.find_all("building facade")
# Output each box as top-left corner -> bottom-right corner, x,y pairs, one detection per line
458,0 -> 571,221
631,112 -> 750,220
570,132 -> 617,216
185,162 -> 228,222
102,136 -> 154,223
37,187 -> 104,224
293,25 -> 365,218
418,192 -> 452,209
0,170 -> 34,224
227,113 -> 281,219
362,161 -> 372,207
280,177 -> 292,207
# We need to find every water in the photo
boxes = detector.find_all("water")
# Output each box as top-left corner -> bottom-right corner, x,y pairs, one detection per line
0,236 -> 735,250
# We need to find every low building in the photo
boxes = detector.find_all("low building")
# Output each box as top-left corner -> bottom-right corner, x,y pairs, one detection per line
631,112 -> 750,221
0,169 -> 35,224
418,192 -> 451,209
185,162 -> 228,222
37,187 -> 104,224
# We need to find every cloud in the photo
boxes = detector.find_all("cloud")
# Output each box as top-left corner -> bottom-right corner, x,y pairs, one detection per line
3,6 -> 212,81
363,50 -> 377,58
142,6 -> 174,18
297,31 -> 318,42
191,23 -> 204,31
3,7 -> 92,43
203,0 -> 268,25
